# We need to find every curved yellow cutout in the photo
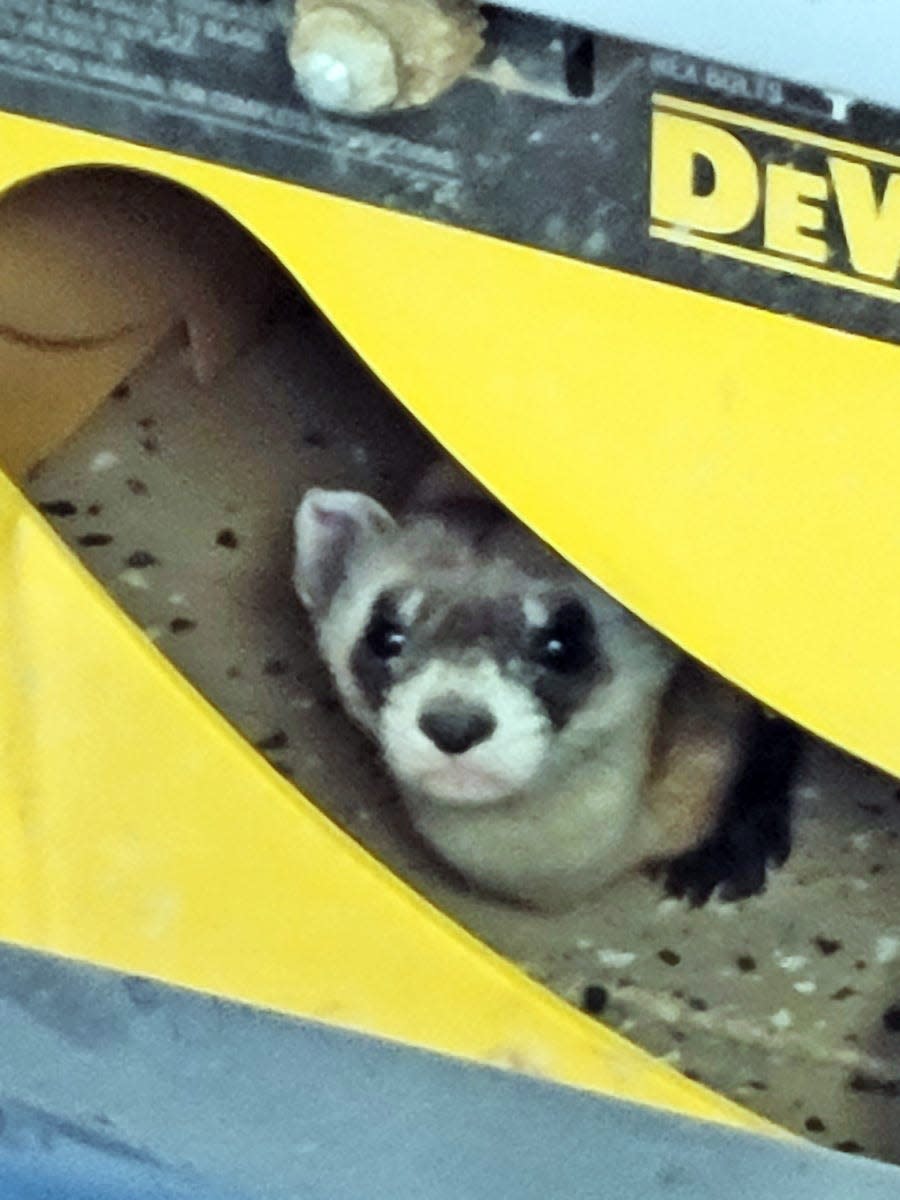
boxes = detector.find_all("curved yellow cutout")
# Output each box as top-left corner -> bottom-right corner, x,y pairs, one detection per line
0,111 -> 896,774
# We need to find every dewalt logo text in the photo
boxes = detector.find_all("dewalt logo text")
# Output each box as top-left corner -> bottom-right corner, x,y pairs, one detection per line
650,94 -> 900,304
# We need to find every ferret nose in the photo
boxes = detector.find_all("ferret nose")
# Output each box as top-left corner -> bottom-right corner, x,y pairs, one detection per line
418,706 -> 496,755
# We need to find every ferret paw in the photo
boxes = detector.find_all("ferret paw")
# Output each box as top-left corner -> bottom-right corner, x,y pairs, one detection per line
662,806 -> 792,906
662,705 -> 801,902
662,714 -> 801,907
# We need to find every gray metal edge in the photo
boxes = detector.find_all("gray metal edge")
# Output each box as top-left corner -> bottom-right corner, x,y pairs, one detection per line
0,942 -> 896,1198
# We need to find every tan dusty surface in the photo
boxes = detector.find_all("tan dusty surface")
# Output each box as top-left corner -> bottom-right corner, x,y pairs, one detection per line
28,298 -> 900,1165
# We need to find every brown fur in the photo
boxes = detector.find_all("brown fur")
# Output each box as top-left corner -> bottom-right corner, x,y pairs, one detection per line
640,660 -> 754,863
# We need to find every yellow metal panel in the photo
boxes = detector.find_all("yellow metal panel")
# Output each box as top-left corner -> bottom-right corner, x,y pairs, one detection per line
0,104 -> 894,1135
0,111 -> 896,772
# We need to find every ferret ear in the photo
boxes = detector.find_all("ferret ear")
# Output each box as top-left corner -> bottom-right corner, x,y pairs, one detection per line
294,488 -> 396,613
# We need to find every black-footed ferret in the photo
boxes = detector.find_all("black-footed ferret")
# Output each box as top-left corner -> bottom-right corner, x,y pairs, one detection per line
293,463 -> 798,910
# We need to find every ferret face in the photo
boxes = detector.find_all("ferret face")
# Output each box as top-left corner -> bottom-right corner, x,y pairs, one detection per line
350,578 -> 608,804
294,487 -> 672,809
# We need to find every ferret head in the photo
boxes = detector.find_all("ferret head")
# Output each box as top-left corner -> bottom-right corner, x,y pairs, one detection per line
294,487 -> 674,808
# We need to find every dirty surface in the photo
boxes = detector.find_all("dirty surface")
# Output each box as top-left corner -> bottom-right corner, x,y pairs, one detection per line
29,302 -> 900,1166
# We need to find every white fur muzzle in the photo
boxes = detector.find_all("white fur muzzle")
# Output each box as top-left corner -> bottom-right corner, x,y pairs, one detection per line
380,657 -> 550,805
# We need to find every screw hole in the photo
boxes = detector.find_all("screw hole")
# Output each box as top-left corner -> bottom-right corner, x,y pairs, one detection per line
563,30 -> 595,99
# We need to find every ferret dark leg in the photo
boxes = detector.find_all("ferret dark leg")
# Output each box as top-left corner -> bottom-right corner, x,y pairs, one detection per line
663,710 -> 803,906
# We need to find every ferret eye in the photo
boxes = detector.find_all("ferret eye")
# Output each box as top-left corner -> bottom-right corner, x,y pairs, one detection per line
532,601 -> 594,673
366,616 -> 407,660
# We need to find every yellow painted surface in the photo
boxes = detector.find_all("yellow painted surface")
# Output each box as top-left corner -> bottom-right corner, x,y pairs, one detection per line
0,104 -> 896,1133
0,111 -> 896,773
244,166 -> 900,780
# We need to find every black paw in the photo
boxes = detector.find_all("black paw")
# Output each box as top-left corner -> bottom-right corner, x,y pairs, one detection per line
663,713 -> 802,907
663,808 -> 790,906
